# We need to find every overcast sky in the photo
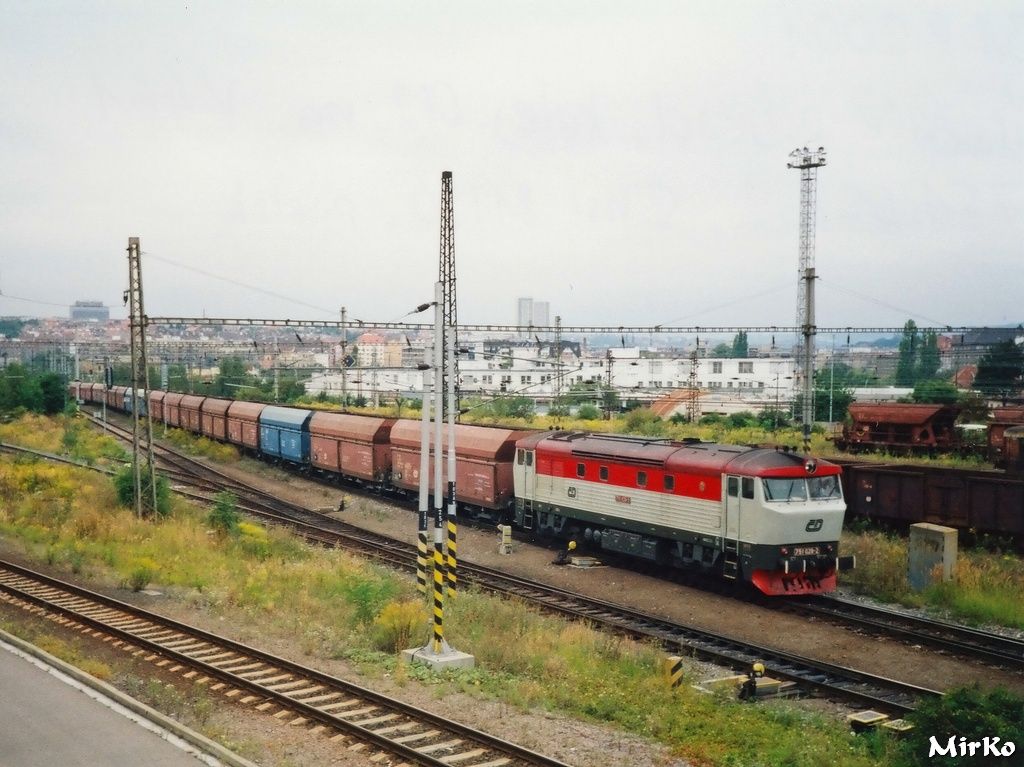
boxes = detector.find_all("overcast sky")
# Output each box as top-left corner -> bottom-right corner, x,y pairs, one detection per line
1,1 -> 1020,331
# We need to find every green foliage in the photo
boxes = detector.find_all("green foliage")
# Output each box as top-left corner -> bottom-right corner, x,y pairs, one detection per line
39,374 -> 67,414
895,321 -> 943,387
576,403 -> 602,420
731,331 -> 749,358
478,395 -> 535,421
974,339 -> 1024,395
726,411 -> 756,428
898,686 -> 1024,766
207,491 -> 240,535
957,391 -> 989,422
0,363 -> 46,413
711,342 -> 732,358
622,408 -> 665,436
912,379 -> 959,404
112,463 -> 171,517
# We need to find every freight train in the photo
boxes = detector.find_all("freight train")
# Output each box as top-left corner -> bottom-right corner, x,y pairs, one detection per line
72,382 -> 854,596
835,402 -> 1024,467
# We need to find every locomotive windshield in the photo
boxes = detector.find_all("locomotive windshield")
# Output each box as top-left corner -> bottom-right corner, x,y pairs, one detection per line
763,475 -> 843,503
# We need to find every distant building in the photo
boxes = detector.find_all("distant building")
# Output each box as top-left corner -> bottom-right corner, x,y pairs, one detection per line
515,296 -> 552,333
70,301 -> 109,321
516,297 -> 533,329
532,301 -> 550,326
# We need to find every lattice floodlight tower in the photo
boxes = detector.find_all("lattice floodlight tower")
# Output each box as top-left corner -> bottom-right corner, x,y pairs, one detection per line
787,147 -> 826,450
438,171 -> 459,419
126,237 -> 157,516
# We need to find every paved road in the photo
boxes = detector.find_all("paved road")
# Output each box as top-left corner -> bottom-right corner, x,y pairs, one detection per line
0,639 -> 221,767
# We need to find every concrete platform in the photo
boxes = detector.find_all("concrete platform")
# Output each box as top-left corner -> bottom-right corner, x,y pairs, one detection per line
402,643 -> 476,671
0,630 -> 255,767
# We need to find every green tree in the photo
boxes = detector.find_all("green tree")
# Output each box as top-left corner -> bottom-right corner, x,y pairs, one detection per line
39,373 -> 66,414
895,320 -> 919,386
912,379 -> 959,404
576,403 -> 601,420
730,331 -> 749,358
917,330 -> 941,380
974,340 -> 1024,396
711,342 -> 732,358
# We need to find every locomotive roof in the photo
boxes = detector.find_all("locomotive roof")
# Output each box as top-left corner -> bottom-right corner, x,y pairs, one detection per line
527,431 -> 838,476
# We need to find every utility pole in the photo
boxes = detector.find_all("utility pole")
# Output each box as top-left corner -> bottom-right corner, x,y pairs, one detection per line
553,315 -> 563,413
126,237 -> 157,517
438,171 -> 459,419
340,306 -> 348,408
604,348 -> 614,420
687,345 -> 700,423
787,146 -> 826,451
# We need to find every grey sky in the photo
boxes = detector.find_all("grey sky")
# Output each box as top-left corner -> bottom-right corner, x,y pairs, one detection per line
1,1 -> 1020,329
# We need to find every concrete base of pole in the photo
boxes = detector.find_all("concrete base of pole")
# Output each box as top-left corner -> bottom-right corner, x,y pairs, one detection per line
401,642 -> 476,671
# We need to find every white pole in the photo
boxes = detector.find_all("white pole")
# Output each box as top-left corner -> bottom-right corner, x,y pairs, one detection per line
417,360 -> 431,596
431,281 -> 445,653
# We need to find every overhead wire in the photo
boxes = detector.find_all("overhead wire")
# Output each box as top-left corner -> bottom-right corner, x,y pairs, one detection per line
144,252 -> 339,318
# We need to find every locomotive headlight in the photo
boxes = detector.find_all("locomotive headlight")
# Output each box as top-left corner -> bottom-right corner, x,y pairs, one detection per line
804,459 -> 817,474
780,547 -> 789,556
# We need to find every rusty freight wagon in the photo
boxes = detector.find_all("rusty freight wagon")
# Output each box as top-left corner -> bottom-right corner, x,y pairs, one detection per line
200,397 -> 233,441
148,390 -> 166,422
836,403 -> 960,454
225,401 -> 266,450
162,392 -> 185,427
840,462 -> 1024,540
389,420 -> 531,517
989,407 -> 1024,466
178,395 -> 207,434
309,412 -> 395,483
107,385 -> 128,411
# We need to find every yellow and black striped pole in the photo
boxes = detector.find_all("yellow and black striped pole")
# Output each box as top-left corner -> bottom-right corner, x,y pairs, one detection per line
416,364 -> 432,596
445,331 -> 457,599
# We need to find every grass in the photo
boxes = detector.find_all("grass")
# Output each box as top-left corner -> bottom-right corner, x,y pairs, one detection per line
839,529 -> 1024,628
160,426 -> 240,462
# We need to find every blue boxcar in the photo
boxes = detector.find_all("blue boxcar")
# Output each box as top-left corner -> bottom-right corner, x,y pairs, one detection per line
124,388 -> 148,417
258,406 -> 313,464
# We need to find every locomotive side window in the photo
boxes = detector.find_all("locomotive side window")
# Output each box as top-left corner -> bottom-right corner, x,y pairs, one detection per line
525,452 -> 533,467
599,466 -> 609,481
727,477 -> 739,497
637,471 -> 647,487
742,477 -> 754,499
664,475 -> 675,491
517,449 -> 525,465
577,462 -> 585,478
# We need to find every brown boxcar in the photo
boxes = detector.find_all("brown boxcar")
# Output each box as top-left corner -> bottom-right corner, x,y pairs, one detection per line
309,412 -> 395,482
1005,426 -> 1024,475
108,385 -> 128,411
839,403 -> 959,453
162,392 -> 185,427
178,395 -> 206,434
148,390 -> 166,421
200,397 -> 233,441
389,419 -> 532,512
226,401 -> 266,449
989,407 -> 1024,465
841,461 -> 1024,538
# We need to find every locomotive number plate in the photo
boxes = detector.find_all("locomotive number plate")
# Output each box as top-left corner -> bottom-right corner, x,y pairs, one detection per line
793,546 -> 820,556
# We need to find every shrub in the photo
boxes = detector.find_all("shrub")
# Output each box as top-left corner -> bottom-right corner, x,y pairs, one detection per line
899,686 -> 1024,766
576,404 -> 601,420
112,463 -> 171,517
372,600 -> 426,652
124,557 -> 159,591
207,491 -> 240,535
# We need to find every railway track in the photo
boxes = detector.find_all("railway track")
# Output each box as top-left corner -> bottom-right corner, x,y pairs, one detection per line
780,595 -> 1024,670
62,417 -> 944,714
0,559 -> 570,767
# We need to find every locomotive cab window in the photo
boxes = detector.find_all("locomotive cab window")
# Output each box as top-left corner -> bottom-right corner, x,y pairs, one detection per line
664,475 -> 675,492
599,466 -> 609,482
742,477 -> 754,499
808,475 -> 841,500
576,463 -> 585,478
525,452 -> 533,467
637,471 -> 647,487
517,449 -> 525,465
763,478 -> 808,502
727,476 -> 739,497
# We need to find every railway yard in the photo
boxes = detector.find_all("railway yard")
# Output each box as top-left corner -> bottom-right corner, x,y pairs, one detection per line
1,410 -> 1023,766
